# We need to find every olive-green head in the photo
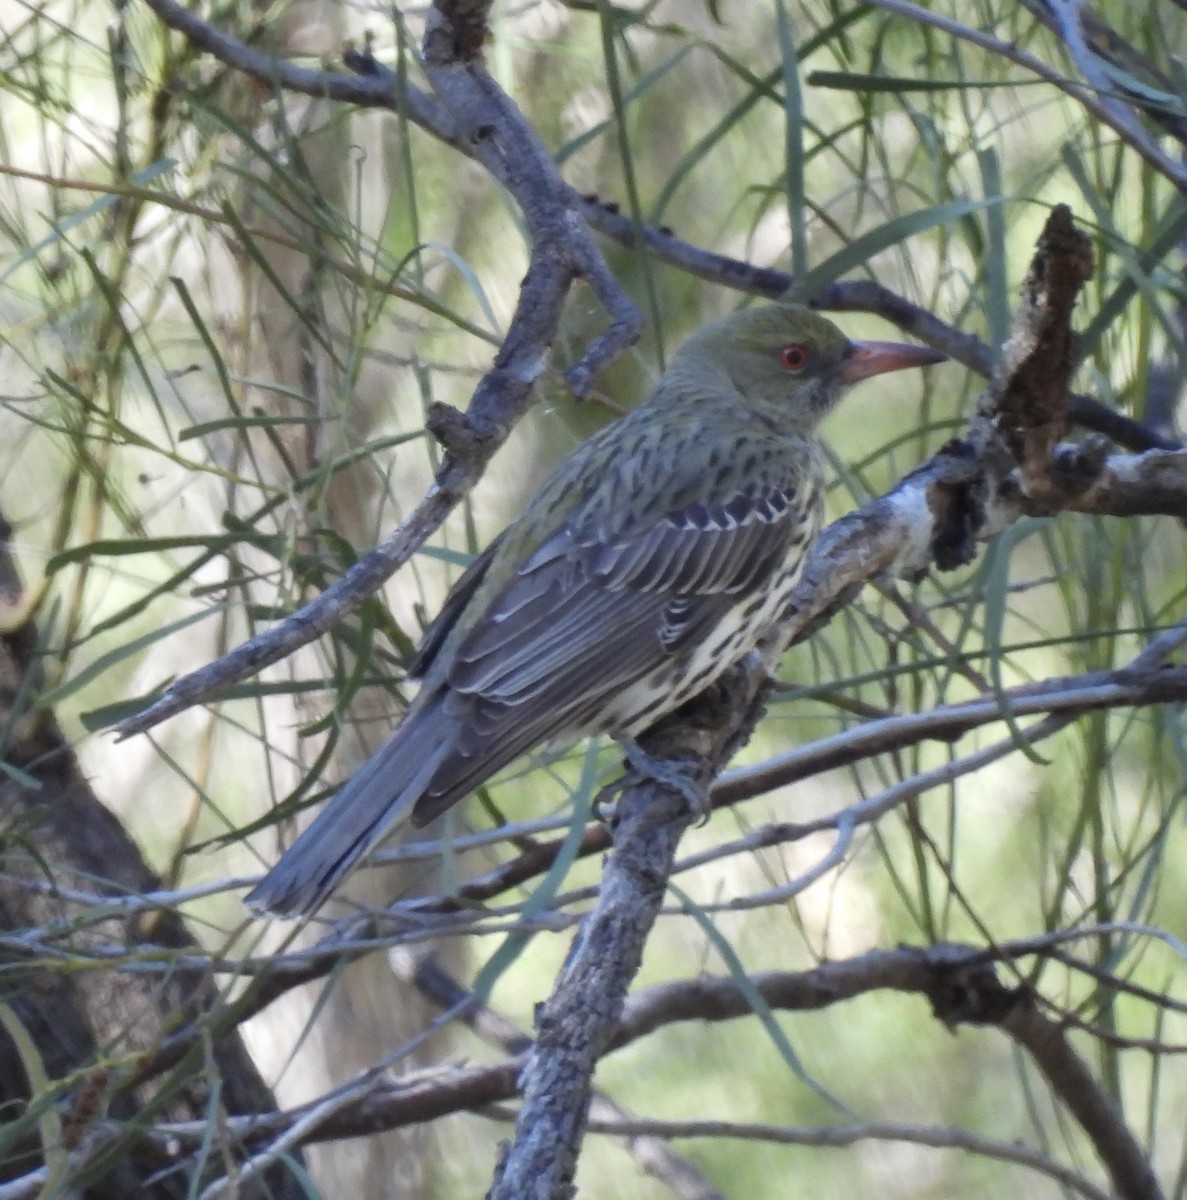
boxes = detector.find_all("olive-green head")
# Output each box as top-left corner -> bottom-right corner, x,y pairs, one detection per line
675,301 -> 946,429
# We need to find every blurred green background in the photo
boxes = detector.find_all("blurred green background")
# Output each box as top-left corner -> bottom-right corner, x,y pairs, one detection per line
1,1 -> 1185,1197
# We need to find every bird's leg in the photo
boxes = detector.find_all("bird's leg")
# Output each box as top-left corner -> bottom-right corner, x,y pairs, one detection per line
615,735 -> 712,824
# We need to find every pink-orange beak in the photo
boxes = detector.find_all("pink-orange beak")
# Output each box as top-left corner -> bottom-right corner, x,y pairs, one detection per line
839,339 -> 947,383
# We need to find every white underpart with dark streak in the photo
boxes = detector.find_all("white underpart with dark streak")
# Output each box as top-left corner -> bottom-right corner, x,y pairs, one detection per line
596,504 -> 823,735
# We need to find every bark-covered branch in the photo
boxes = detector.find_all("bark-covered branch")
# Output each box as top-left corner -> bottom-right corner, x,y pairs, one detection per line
62,937 -> 1171,1200
487,666 -> 769,1198
117,0 -> 641,738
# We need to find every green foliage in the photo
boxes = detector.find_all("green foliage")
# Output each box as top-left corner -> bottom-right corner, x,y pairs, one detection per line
0,2 -> 1185,1198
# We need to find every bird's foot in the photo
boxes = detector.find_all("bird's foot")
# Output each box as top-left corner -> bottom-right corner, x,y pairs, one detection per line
618,736 -> 712,824
592,777 -> 623,826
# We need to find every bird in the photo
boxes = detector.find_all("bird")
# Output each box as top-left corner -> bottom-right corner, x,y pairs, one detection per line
246,302 -> 945,916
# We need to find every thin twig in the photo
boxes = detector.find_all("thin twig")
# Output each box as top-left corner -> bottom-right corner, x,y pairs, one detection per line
579,1115 -> 1111,1200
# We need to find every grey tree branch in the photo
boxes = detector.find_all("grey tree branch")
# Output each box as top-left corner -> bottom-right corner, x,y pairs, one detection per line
400,950 -> 728,1200
74,936 -> 1174,1200
715,661 -> 1187,809
486,697 -> 750,1199
952,966 -> 1166,1200
579,1116 -> 1110,1200
140,0 -> 461,141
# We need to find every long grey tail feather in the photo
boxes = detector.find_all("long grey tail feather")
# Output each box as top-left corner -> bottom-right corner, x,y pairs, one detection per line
244,720 -> 453,918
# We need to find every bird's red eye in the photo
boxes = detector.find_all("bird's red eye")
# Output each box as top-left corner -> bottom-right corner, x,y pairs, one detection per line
780,344 -> 808,369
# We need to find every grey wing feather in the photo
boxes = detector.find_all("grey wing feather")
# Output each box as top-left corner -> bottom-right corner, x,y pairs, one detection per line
585,484 -> 798,595
407,536 -> 502,679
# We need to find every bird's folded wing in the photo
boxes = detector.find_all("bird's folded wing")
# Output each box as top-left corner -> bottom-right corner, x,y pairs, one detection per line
583,482 -> 800,594
447,480 -> 808,704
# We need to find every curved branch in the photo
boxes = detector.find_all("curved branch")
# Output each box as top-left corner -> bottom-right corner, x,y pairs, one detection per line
115,939 -> 1162,1200
580,1116 -> 1110,1200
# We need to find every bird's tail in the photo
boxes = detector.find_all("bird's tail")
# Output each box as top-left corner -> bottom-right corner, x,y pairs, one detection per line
244,715 -> 453,918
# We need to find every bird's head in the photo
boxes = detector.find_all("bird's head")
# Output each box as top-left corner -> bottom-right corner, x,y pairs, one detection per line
679,302 -> 946,429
